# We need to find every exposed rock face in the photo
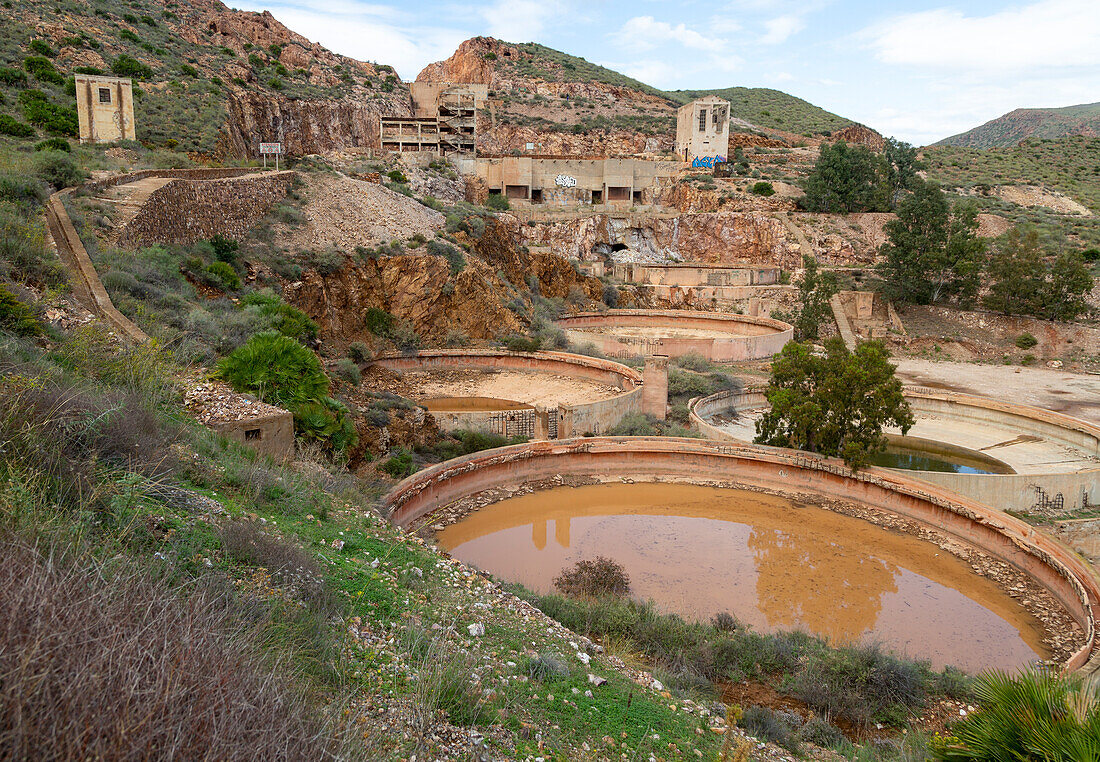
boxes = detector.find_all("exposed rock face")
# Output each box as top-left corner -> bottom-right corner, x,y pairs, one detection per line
476,219 -> 604,300
284,255 -> 524,346
416,36 -> 503,86
521,213 -> 798,268
729,132 -> 789,150
219,90 -> 408,158
830,125 -> 886,151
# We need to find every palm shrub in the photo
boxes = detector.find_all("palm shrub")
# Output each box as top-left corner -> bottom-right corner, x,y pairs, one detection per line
218,333 -> 356,453
932,668 -> 1100,760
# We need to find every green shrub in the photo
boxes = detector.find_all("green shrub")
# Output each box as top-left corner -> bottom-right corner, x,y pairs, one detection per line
1015,332 -> 1038,349
750,181 -> 776,197
426,240 -> 464,274
180,64 -> 199,77
267,77 -> 283,90
346,342 -> 370,363
32,150 -> 86,188
120,29 -> 141,43
1021,353 -> 1036,366
239,293 -> 318,342
385,169 -> 407,183
20,91 -> 78,136
29,39 -> 55,57
0,67 -> 28,86
23,56 -> 63,85
382,448 -> 415,478
209,234 -> 239,263
364,307 -> 395,336
331,358 -> 361,386
34,137 -> 70,152
526,653 -> 569,682
553,557 -> 630,598
293,396 -> 356,452
111,55 -> 153,80
740,705 -> 799,753
0,115 -> 34,138
217,331 -> 329,408
486,193 -> 510,211
931,668 -> 1100,760
0,285 -> 42,336
205,261 -> 241,291
73,66 -> 104,76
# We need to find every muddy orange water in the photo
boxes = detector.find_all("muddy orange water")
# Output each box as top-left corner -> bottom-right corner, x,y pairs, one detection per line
437,483 -> 1048,671
419,396 -> 534,412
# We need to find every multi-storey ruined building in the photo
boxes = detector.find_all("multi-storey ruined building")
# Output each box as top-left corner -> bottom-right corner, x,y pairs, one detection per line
675,95 -> 730,163
380,83 -> 487,155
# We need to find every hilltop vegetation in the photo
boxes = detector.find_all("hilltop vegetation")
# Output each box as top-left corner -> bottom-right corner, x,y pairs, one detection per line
936,102 -> 1100,149
923,136 -> 1100,248
494,42 -> 673,101
0,0 -> 405,154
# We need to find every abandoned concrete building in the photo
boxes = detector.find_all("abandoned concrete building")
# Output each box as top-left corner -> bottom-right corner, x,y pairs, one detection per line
454,155 -> 679,206
380,83 -> 487,155
675,95 -> 730,163
75,74 -> 136,144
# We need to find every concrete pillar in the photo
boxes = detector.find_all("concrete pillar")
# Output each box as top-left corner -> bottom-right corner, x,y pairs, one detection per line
642,355 -> 669,420
856,291 -> 874,320
534,410 -> 548,440
747,297 -> 761,317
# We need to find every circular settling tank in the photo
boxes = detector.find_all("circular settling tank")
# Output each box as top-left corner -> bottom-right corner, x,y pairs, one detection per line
437,482 -> 1045,671
556,309 -> 793,361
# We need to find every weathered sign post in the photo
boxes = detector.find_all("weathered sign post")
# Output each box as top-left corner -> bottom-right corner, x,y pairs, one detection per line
259,142 -> 284,170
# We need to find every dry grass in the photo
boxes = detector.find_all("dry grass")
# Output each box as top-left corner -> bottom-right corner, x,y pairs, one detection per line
0,535 -> 343,761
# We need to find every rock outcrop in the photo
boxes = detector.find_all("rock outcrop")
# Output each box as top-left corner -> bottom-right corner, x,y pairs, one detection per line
284,255 -> 524,347
521,212 -> 799,268
830,125 -> 886,151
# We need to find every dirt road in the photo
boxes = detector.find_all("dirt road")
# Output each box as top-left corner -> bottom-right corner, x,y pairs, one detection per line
893,358 -> 1100,424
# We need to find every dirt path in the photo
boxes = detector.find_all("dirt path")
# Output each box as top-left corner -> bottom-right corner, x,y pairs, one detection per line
893,358 -> 1100,424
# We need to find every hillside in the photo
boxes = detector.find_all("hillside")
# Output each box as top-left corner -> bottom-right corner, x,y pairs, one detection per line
936,103 -> 1100,149
417,37 -> 867,155
923,135 -> 1100,248
0,0 -> 409,156
668,87 -> 853,137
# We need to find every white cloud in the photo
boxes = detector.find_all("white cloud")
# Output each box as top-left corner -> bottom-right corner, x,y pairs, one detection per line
862,0 -> 1100,71
611,16 -> 726,53
759,14 -> 804,45
478,0 -> 563,42
235,3 -> 467,79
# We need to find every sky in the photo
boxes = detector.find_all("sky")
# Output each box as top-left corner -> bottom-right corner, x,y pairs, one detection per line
231,0 -> 1100,145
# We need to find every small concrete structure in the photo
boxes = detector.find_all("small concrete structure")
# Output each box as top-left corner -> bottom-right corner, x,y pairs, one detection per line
614,263 -> 781,287
454,155 -> 678,207
557,309 -> 793,361
382,436 -> 1100,673
75,74 -> 135,144
642,355 -> 669,420
368,350 -> 646,439
207,408 -> 295,462
676,96 -> 730,163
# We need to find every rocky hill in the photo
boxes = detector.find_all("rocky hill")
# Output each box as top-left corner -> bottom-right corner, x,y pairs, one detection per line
417,37 -> 871,155
936,102 -> 1100,149
0,0 -> 409,156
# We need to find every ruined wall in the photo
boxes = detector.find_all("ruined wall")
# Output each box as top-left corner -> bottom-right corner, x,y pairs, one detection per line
208,412 -> 295,461
120,171 -> 296,247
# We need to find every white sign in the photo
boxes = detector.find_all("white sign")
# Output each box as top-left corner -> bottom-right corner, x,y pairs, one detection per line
554,174 -> 577,188
259,142 -> 284,155
525,142 -> 535,151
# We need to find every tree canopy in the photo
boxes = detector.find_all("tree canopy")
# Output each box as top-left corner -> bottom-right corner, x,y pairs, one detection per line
800,140 -> 886,214
754,337 -> 913,470
776,254 -> 839,341
877,181 -> 985,306
984,225 -> 1094,321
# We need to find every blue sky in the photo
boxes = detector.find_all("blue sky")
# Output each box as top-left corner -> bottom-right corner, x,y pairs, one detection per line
232,0 -> 1100,145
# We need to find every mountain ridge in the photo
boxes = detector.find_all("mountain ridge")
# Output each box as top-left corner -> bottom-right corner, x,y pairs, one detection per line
936,102 -> 1100,149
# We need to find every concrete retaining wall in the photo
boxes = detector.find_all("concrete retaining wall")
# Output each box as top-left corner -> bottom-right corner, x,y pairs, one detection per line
119,171 -> 296,247
613,263 -> 781,287
370,350 -> 644,439
557,309 -> 792,361
382,436 -> 1100,672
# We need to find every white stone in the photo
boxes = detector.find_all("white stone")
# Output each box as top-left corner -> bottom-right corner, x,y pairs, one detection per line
467,622 -> 485,637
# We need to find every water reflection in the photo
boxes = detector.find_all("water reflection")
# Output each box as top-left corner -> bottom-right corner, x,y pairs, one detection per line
436,483 -> 1047,671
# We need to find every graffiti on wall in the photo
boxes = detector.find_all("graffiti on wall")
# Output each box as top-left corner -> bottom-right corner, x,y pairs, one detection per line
554,174 -> 577,187
691,156 -> 725,169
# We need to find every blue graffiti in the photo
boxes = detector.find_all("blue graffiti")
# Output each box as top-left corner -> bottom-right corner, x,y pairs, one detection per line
691,155 -> 726,169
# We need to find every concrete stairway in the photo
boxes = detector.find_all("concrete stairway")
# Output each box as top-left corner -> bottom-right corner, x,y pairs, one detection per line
829,293 -> 857,350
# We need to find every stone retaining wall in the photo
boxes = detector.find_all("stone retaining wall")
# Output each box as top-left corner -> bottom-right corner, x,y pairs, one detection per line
119,171 -> 296,247
381,436 -> 1100,672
